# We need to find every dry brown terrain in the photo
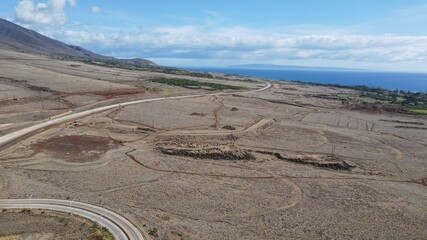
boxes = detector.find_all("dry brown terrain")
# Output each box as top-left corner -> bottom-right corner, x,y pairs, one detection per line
0,49 -> 426,239
0,209 -> 110,240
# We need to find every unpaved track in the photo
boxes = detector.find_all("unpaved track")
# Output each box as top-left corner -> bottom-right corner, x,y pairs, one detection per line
155,118 -> 273,136
0,83 -> 271,149
0,82 -> 271,240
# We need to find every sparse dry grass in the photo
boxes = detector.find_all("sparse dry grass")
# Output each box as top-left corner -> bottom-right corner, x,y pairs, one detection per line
0,50 -> 426,240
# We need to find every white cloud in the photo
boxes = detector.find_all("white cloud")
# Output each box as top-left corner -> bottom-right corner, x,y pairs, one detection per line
15,0 -> 76,26
49,24 -> 427,68
91,6 -> 101,14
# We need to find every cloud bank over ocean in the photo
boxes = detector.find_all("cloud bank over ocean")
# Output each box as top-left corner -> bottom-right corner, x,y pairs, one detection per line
7,0 -> 427,71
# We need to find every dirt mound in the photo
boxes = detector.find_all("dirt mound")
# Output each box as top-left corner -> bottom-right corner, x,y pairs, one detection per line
394,126 -> 427,130
32,135 -> 120,163
256,150 -> 354,171
380,119 -> 424,125
157,146 -> 255,160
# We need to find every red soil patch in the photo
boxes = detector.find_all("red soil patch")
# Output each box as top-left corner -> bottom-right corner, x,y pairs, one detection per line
32,135 -> 120,163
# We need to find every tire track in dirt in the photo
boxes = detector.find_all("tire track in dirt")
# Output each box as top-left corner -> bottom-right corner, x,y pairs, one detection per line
121,145 -> 427,220
154,118 -> 272,137
212,95 -> 225,128
124,147 -> 303,219
0,83 -> 271,152
124,147 -> 426,187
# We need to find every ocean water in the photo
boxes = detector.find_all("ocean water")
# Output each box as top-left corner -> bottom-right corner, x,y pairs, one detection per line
186,67 -> 427,92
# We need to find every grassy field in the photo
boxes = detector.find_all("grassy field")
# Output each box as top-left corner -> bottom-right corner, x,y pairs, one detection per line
151,77 -> 244,90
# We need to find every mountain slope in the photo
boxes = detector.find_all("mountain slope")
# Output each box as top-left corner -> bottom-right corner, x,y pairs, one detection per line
0,18 -> 156,66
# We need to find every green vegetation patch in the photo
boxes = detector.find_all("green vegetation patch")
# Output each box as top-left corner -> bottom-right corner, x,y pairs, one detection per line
307,82 -> 427,115
79,59 -> 216,78
20,209 -> 32,214
151,77 -> 244,90
91,223 -> 114,240
148,228 -> 159,237
405,109 -> 427,115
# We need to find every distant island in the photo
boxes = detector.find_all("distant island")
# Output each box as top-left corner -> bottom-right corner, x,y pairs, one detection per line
228,64 -> 363,71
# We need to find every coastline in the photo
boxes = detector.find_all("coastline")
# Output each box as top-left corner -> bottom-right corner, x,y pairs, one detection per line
184,67 -> 427,92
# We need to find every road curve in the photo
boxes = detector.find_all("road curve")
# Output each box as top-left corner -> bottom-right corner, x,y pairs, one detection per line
0,198 -> 144,240
0,82 -> 271,240
0,82 -> 271,147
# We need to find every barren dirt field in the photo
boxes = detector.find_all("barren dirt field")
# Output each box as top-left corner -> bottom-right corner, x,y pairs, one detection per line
0,50 -> 426,239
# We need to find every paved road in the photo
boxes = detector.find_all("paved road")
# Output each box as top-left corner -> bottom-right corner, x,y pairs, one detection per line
0,82 -> 271,240
0,198 -> 144,240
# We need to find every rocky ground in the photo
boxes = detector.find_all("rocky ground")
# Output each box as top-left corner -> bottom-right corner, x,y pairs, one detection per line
0,50 -> 426,239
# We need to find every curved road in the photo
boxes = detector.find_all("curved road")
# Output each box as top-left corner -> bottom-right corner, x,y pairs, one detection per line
0,199 -> 143,240
0,82 -> 271,240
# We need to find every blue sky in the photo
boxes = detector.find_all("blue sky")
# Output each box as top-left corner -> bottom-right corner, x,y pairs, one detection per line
2,0 -> 427,71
